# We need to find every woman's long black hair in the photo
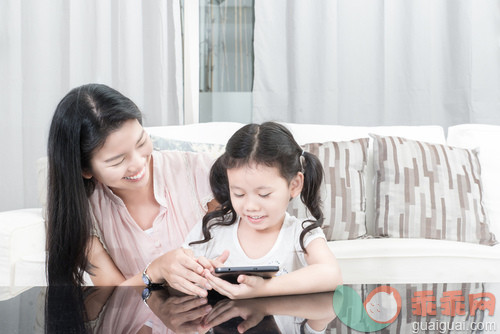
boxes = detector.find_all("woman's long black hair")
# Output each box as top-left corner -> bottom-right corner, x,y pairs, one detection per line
46,83 -> 142,286
191,122 -> 324,252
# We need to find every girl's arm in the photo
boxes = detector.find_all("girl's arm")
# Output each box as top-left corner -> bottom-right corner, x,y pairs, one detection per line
206,237 -> 342,298
204,237 -> 342,299
203,292 -> 336,332
264,237 -> 342,295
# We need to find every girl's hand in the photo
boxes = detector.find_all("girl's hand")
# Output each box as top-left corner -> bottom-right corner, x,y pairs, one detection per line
196,250 -> 230,273
202,298 -> 266,333
203,269 -> 267,299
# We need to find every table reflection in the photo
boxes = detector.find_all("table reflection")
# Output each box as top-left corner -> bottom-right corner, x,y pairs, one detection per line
44,286 -> 336,333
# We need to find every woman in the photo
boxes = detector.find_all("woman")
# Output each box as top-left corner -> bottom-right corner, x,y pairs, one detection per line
46,83 -> 222,296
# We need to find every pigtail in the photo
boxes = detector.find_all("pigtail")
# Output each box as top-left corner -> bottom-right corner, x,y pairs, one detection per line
299,151 -> 324,252
190,155 -> 237,245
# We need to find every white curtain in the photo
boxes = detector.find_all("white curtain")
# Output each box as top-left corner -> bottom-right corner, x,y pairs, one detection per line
253,0 -> 500,127
0,0 -> 183,211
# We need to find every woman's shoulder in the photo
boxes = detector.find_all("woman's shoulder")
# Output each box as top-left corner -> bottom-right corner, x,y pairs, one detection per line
88,182 -> 123,212
153,149 -> 215,169
152,149 -> 214,186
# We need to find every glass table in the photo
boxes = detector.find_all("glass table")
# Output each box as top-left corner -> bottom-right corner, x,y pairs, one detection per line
1,282 -> 499,333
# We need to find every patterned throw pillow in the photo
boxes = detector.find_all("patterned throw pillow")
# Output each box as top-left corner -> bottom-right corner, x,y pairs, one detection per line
372,134 -> 497,245
288,138 -> 369,240
150,136 -> 225,158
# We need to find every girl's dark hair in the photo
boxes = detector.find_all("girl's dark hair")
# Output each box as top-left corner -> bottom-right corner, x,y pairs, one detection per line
46,83 -> 142,286
192,122 -> 324,252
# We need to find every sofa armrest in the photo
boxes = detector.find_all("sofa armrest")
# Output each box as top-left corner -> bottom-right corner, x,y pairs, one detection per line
0,208 -> 45,287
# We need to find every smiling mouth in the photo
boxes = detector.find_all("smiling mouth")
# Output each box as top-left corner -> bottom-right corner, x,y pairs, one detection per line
247,215 -> 265,223
123,166 -> 146,181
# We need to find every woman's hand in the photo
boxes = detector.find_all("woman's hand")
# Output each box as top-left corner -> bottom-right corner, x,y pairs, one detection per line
203,269 -> 268,299
150,248 -> 209,297
197,250 -> 230,273
146,288 -> 212,334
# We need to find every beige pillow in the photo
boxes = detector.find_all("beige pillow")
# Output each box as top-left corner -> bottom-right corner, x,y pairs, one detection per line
372,134 -> 496,245
288,138 -> 369,240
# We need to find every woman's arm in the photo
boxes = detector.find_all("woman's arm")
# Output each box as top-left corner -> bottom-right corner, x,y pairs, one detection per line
88,236 -> 212,296
87,236 -> 127,286
204,238 -> 342,299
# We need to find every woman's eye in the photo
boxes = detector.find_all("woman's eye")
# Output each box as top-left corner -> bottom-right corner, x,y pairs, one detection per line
111,158 -> 125,167
138,139 -> 147,147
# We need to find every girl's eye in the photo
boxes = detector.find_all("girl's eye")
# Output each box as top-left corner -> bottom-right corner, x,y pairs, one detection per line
259,193 -> 271,198
233,193 -> 244,198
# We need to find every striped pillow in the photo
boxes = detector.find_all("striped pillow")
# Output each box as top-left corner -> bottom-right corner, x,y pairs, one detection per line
372,135 -> 497,245
288,138 -> 369,240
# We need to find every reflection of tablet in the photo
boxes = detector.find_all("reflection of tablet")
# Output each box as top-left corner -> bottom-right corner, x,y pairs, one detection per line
214,266 -> 279,283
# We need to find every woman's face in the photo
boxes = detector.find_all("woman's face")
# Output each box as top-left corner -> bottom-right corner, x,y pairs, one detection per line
85,119 -> 153,193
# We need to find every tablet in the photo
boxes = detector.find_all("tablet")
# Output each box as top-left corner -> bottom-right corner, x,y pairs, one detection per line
214,265 -> 279,283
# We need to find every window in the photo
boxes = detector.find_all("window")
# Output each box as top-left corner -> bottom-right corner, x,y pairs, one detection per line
181,0 -> 254,123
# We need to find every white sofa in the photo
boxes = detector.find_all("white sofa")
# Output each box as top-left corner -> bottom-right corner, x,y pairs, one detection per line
1,122 -> 499,299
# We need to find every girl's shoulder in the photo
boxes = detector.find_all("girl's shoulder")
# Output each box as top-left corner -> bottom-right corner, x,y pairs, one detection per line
208,214 -> 237,231
184,214 -> 236,248
283,212 -> 307,230
284,213 -> 326,240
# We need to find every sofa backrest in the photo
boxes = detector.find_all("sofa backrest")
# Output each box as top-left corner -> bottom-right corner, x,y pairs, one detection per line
37,122 -> 447,225
38,122 -> 500,243
146,122 -> 447,237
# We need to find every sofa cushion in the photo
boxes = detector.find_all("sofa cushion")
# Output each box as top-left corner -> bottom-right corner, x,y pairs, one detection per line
329,238 -> 500,284
371,135 -> 496,245
288,138 -> 369,240
447,124 -> 500,241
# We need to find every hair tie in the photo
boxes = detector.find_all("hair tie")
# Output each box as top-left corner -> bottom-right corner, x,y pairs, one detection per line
299,150 -> 306,173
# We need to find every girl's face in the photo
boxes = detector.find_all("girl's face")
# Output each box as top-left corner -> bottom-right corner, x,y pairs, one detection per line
84,119 -> 153,193
227,163 -> 303,233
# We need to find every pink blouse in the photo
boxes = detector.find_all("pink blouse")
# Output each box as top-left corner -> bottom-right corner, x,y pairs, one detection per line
89,150 -> 214,278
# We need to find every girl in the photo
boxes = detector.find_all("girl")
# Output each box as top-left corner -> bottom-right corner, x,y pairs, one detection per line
47,83 -> 222,296
184,122 -> 342,299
